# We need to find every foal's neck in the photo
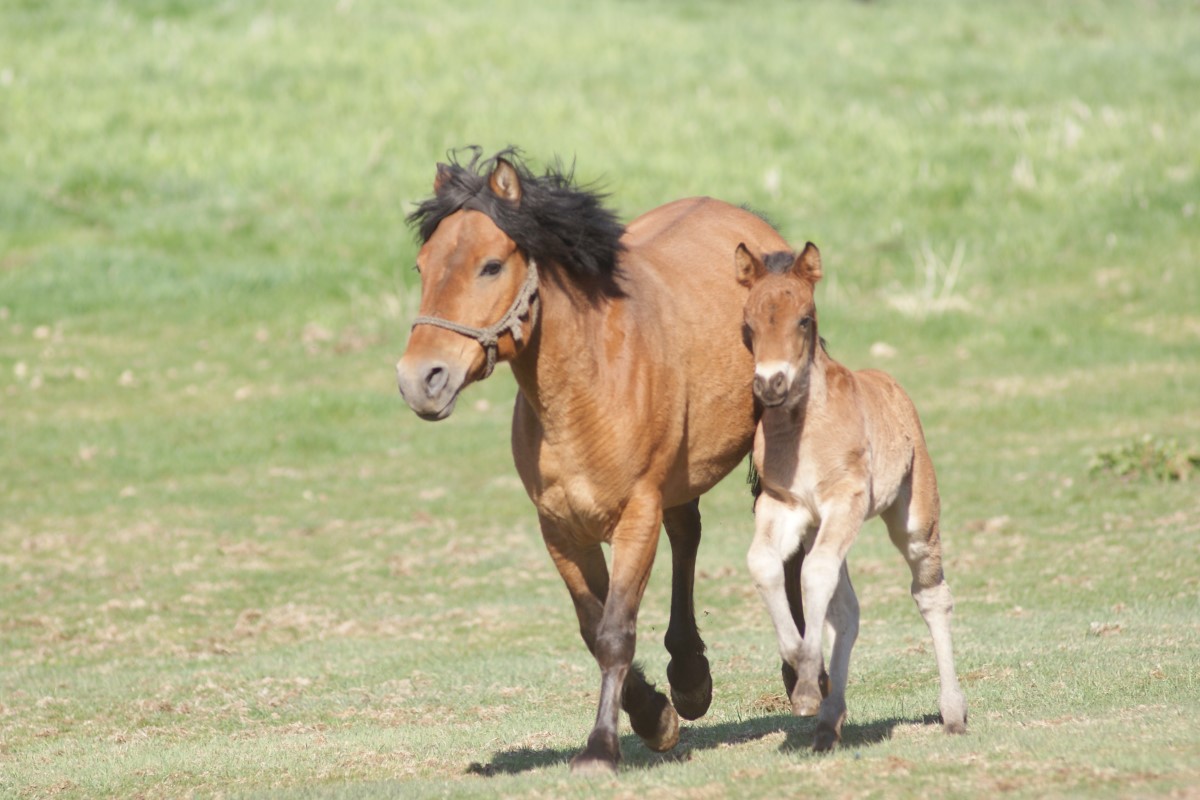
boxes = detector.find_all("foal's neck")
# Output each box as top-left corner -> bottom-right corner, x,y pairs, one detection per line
761,346 -> 832,431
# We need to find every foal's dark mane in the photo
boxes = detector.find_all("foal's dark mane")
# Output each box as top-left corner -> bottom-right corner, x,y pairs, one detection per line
759,249 -> 831,354
407,147 -> 626,295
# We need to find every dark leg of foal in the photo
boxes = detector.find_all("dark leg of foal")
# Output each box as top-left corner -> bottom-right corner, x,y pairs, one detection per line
780,546 -> 830,701
781,547 -> 805,698
662,499 -> 713,720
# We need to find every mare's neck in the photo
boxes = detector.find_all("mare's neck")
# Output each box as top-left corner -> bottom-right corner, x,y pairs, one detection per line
508,268 -> 611,424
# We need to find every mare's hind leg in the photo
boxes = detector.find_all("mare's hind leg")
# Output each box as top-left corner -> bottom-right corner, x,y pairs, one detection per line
813,562 -> 859,751
540,516 -> 679,772
881,456 -> 967,735
662,499 -> 713,720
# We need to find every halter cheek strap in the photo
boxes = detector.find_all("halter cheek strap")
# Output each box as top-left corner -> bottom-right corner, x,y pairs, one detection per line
408,259 -> 540,380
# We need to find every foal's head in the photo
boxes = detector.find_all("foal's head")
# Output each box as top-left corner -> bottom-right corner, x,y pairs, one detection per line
735,242 -> 823,408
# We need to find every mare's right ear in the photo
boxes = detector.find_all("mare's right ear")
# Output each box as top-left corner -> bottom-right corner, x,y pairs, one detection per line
734,243 -> 765,288
434,163 -> 452,193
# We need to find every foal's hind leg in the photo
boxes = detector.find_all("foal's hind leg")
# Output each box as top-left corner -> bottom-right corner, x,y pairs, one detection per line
882,459 -> 967,735
662,500 -> 713,720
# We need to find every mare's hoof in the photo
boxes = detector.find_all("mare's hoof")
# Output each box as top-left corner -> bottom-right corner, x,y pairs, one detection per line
813,720 -> 841,753
628,692 -> 680,753
570,731 -> 620,776
569,753 -> 618,776
667,656 -> 713,721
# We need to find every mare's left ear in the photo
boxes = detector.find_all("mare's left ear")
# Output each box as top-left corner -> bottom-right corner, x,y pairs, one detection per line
735,243 -> 766,288
489,158 -> 522,205
795,242 -> 823,283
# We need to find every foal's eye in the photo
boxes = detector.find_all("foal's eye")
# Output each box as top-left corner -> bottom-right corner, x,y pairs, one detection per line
798,316 -> 812,329
479,259 -> 504,277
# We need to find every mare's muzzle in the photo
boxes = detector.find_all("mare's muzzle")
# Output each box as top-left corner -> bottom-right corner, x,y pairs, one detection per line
396,354 -> 467,421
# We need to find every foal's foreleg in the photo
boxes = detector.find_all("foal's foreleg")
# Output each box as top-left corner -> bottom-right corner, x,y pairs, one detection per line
662,499 -> 713,720
795,502 -> 863,725
813,562 -> 858,751
747,495 -> 819,712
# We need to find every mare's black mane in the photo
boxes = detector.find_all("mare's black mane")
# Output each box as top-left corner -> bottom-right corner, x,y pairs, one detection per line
407,147 -> 626,294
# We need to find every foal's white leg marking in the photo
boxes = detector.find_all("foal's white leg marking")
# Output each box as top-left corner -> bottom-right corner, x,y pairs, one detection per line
819,561 -> 859,744
747,495 -> 810,686
914,580 -> 967,732
796,505 -> 863,718
885,493 -> 967,734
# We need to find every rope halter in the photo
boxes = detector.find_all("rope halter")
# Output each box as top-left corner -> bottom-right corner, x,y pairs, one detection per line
408,258 -> 540,380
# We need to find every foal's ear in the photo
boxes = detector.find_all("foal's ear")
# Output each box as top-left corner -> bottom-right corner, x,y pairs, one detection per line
434,162 -> 453,193
488,157 -> 523,204
795,242 -> 823,283
734,243 -> 766,287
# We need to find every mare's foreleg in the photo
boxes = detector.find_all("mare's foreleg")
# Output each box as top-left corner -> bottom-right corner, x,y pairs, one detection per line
548,496 -> 673,774
662,499 -> 713,720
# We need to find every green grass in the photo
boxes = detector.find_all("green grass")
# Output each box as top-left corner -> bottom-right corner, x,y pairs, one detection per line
2,0 -> 1199,796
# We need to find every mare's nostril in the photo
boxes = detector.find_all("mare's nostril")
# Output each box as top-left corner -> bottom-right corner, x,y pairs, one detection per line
424,365 -> 448,397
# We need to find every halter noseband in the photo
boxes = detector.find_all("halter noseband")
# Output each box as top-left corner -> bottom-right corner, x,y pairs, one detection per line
408,258 -> 540,379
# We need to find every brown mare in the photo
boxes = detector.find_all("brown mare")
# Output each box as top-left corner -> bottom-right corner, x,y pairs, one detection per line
395,149 -> 789,773
735,242 -> 967,751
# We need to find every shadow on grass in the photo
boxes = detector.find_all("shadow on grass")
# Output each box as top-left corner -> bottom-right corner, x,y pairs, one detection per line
464,712 -> 943,776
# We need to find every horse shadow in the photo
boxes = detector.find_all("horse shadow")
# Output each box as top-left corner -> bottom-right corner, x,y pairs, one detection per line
464,712 -> 942,776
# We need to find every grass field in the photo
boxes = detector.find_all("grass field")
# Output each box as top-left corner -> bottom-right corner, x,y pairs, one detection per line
2,0 -> 1199,797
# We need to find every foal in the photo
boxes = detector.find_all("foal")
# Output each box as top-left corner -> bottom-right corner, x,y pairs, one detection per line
735,242 -> 967,751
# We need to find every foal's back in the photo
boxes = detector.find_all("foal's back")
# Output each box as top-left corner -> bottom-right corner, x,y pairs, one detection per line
839,365 -> 936,520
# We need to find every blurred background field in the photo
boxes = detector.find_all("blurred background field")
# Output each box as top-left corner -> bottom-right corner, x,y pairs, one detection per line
1,1 -> 1198,797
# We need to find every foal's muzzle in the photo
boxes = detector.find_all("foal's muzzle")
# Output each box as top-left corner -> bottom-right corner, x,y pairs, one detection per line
752,370 -> 790,408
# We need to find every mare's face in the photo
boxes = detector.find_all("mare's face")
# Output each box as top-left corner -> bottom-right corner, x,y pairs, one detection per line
743,274 -> 817,408
396,210 -> 530,421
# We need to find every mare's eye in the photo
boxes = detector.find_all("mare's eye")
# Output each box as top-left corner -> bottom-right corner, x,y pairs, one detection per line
798,316 -> 812,329
480,259 -> 503,277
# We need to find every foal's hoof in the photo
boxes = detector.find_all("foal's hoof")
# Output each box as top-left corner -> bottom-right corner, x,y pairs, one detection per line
941,706 -> 968,735
791,689 -> 822,717
667,656 -> 713,720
